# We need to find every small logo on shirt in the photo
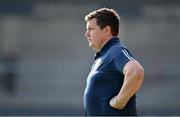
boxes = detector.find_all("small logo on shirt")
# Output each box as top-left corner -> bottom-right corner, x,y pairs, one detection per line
92,58 -> 102,71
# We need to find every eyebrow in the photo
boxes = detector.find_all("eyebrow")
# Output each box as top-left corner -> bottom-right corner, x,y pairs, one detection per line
87,24 -> 94,29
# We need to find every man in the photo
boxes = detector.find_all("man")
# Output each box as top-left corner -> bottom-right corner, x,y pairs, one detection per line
83,8 -> 144,116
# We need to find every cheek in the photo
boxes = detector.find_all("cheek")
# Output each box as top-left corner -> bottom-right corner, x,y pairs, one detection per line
91,31 -> 100,38
91,34 -> 99,43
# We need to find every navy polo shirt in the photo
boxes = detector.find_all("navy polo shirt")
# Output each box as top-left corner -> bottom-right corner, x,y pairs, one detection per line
84,37 -> 137,116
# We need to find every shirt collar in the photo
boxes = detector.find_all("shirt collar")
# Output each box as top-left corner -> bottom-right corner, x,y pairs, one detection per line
94,37 -> 120,60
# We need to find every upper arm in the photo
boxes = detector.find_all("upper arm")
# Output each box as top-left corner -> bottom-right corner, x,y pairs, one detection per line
123,60 -> 144,79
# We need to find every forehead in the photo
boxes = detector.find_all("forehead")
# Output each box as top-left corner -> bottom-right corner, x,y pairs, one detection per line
86,18 -> 98,28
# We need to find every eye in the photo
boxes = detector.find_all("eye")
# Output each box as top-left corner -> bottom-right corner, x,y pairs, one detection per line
89,27 -> 94,31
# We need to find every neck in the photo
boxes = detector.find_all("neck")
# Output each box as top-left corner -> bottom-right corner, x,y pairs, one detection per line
97,35 -> 116,52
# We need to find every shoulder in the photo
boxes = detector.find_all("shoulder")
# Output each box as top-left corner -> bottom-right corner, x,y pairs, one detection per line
107,43 -> 133,60
106,43 -> 122,55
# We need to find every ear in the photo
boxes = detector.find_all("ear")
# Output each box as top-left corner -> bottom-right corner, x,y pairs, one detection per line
104,26 -> 111,36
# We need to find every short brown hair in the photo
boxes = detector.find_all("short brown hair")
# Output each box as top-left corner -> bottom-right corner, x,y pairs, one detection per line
85,8 -> 120,36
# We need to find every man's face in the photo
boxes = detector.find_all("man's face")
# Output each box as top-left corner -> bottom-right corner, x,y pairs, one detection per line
85,18 -> 105,51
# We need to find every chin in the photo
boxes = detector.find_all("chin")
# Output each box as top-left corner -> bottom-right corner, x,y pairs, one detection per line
89,44 -> 94,49
89,45 -> 97,51
89,43 -> 92,47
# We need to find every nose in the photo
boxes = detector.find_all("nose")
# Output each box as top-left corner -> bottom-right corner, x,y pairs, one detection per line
85,31 -> 90,39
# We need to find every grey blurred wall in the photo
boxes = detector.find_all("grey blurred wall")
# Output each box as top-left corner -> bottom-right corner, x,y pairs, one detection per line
0,0 -> 180,116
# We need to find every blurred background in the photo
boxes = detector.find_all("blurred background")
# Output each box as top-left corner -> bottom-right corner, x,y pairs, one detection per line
0,0 -> 180,116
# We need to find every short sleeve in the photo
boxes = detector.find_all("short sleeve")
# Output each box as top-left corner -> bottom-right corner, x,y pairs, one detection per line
113,48 -> 134,73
